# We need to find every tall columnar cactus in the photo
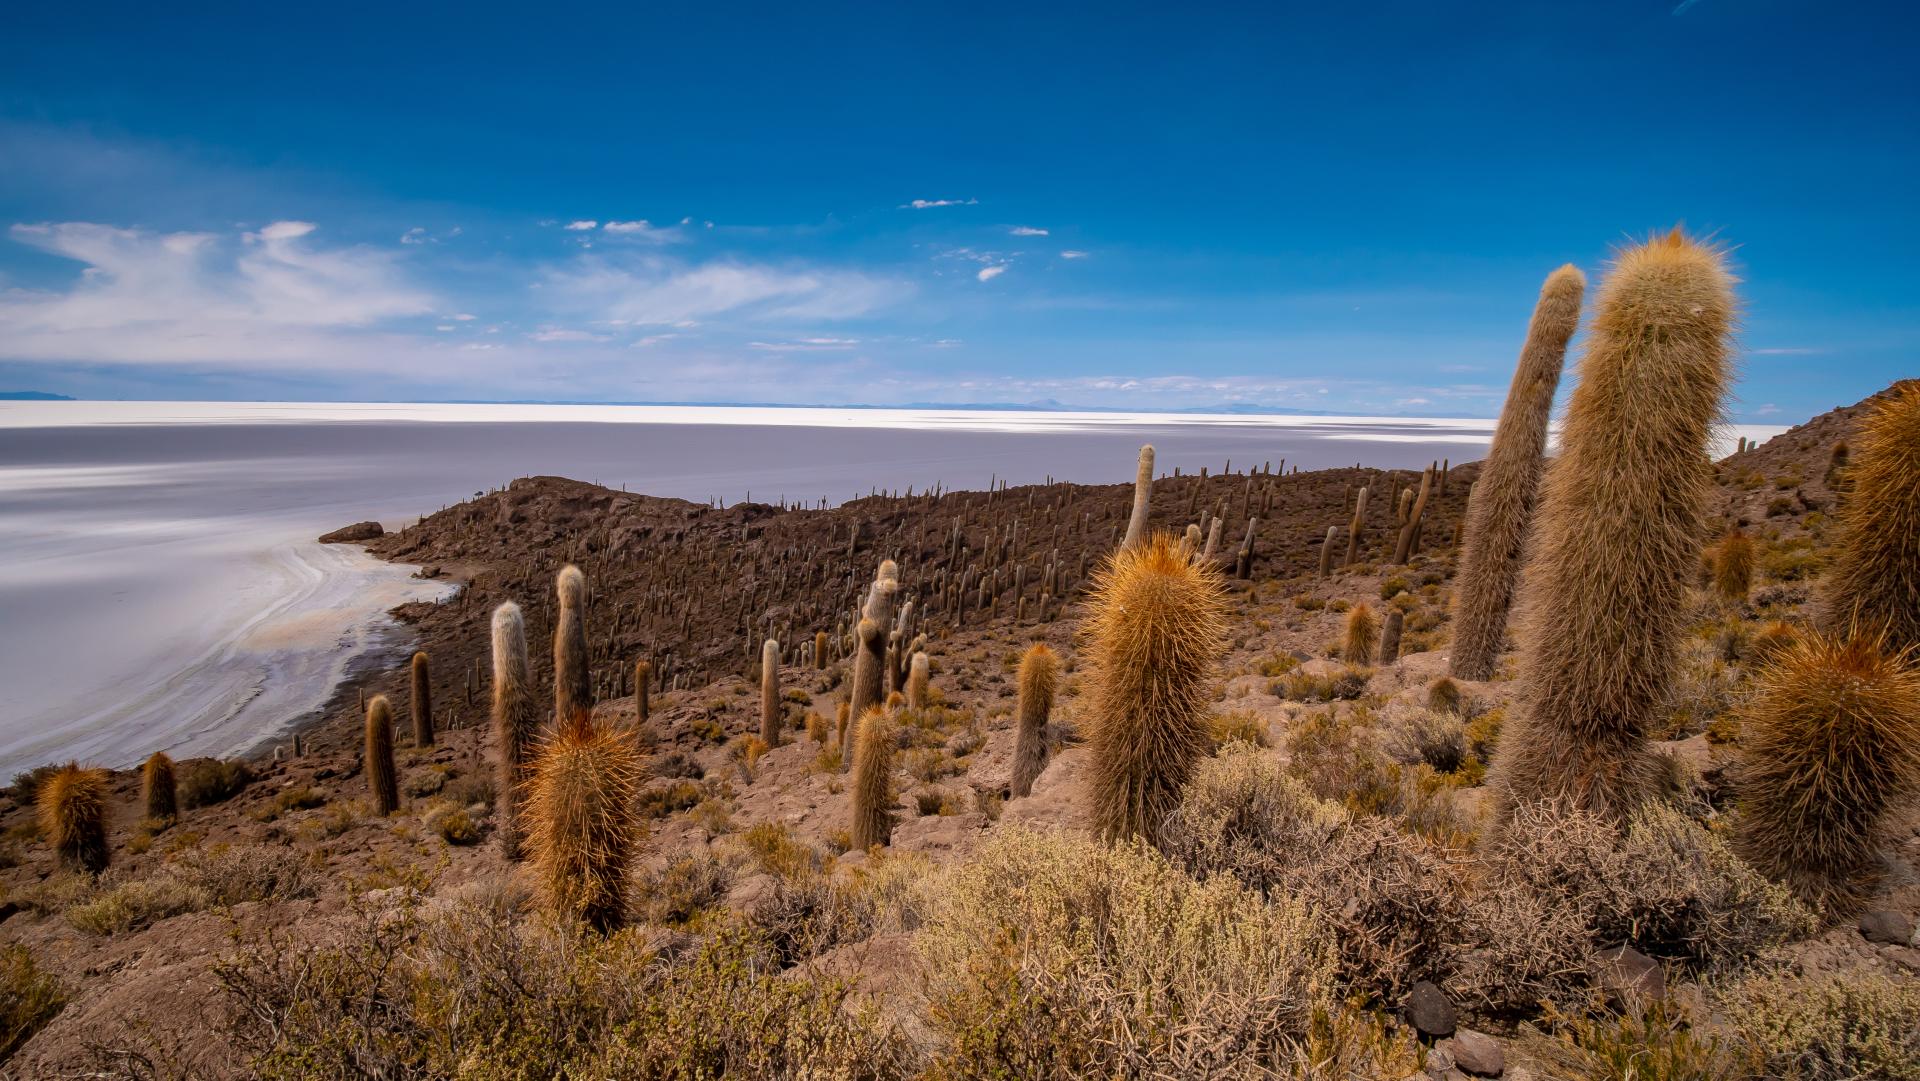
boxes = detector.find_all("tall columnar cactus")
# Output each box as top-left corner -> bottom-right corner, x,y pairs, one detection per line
1391,468 -> 1434,564
365,694 -> 400,815
409,650 -> 435,748
1082,533 -> 1228,848
846,618 -> 884,765
1733,633 -> 1920,913
1122,444 -> 1155,549
492,602 -> 538,861
526,719 -> 644,932
1378,607 -> 1405,665
1491,232 -> 1735,824
1451,265 -> 1586,681
38,764 -> 109,874
1712,525 -> 1755,603
632,658 -> 651,725
814,630 -> 829,671
849,706 -> 897,850
1817,382 -> 1920,653
1317,525 -> 1338,578
1343,487 -> 1370,566
1009,643 -> 1058,799
140,751 -> 177,822
906,650 -> 931,709
554,564 -> 592,732
1343,603 -> 1379,665
760,638 -> 782,747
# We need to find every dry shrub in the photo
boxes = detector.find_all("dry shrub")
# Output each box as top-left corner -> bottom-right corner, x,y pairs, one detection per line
1519,999 -> 1743,1081
208,893 -> 909,1079
169,843 -> 318,905
1718,966 -> 1920,1081
178,758 -> 253,809
0,944 -> 67,1061
918,825 -> 1415,1079
636,853 -> 732,927
65,873 -> 211,935
1208,708 -> 1271,748
1379,702 -> 1468,773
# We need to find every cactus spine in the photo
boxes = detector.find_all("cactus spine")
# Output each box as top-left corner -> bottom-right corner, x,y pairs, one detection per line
760,638 -> 781,747
39,764 -> 109,874
1733,633 -> 1920,913
526,719 -> 644,932
1450,266 -> 1585,681
906,650 -> 930,710
1009,643 -> 1058,799
554,565 -> 592,731
849,706 -> 896,850
1491,232 -> 1735,824
140,751 -> 177,822
492,602 -> 538,860
1082,533 -> 1228,848
409,650 -> 435,747
365,694 -> 400,815
1122,444 -> 1155,549
1817,382 -> 1920,653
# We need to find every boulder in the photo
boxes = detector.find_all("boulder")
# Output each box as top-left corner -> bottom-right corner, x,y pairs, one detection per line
1592,944 -> 1665,1004
1404,979 -> 1457,1038
1439,1029 -> 1503,1077
319,521 -> 384,543
1858,909 -> 1916,946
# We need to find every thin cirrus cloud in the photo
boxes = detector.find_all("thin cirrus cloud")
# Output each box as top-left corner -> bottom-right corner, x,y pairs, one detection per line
976,265 -> 1007,282
0,220 -> 437,366
543,256 -> 911,325
901,197 -> 978,209
1008,226 -> 1048,236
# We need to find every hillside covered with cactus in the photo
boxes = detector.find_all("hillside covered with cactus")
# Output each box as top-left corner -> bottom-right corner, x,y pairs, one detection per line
3,237 -> 1919,1079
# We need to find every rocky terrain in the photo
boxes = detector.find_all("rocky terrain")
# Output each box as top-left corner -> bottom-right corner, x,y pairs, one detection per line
1,383 -> 1916,1080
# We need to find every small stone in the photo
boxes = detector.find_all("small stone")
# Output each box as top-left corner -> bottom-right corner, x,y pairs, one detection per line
1405,979 -> 1458,1038
1858,909 -> 1916,946
1423,1045 -> 1455,1078
1593,945 -> 1666,1004
1441,1029 -> 1504,1077
724,872 -> 780,916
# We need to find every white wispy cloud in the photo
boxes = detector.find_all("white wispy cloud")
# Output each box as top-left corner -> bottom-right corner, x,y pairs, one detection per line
748,337 -> 862,352
1059,249 -> 1088,259
1749,346 -> 1824,356
543,256 -> 909,325
601,220 -> 687,243
563,220 -> 598,231
976,265 -> 1007,282
1009,226 -> 1049,236
528,327 -> 610,342
0,220 -> 437,367
902,197 -> 978,209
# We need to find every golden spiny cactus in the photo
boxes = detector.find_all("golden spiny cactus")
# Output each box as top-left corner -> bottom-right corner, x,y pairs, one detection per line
1451,265 -> 1585,680
1492,231 -> 1735,824
1009,643 -> 1058,799
1712,525 -> 1754,603
365,694 -> 400,815
526,720 -> 644,932
846,617 -> 884,766
1733,633 -> 1920,914
554,565 -> 592,732
39,764 -> 109,874
906,650 -> 931,709
492,602 -> 538,861
1343,603 -> 1379,664
849,706 -> 897,850
140,751 -> 177,822
1082,532 -> 1228,847
1817,382 -> 1920,653
409,650 -> 435,747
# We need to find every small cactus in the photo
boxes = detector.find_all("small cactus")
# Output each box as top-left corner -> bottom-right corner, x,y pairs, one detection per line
39,763 -> 109,874
554,565 -> 592,731
492,602 -> 538,860
365,694 -> 400,815
906,650 -> 931,709
1378,607 -> 1404,665
1733,633 -> 1920,913
1427,677 -> 1462,715
760,638 -> 781,747
1082,533 -> 1228,848
849,706 -> 897,850
633,658 -> 651,724
140,751 -> 177,822
1009,643 -> 1058,799
526,720 -> 644,932
1343,603 -> 1379,664
1712,526 -> 1754,603
409,650 -> 435,748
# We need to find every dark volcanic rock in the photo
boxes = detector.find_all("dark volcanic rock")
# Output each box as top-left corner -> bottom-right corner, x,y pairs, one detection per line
1859,909 -> 1916,946
320,521 -> 385,543
1404,979 -> 1457,1038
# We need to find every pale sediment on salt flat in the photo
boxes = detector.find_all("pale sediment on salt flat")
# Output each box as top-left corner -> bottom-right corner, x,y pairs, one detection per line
0,401 -> 1787,776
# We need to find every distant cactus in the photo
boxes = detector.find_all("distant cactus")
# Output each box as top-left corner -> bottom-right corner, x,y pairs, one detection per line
492,602 -> 538,860
365,694 -> 400,815
1451,265 -> 1585,681
1343,603 -> 1379,664
1492,232 -> 1735,824
140,752 -> 177,822
632,658 -> 650,724
1009,643 -> 1058,799
1817,383 -> 1920,653
526,720 -> 644,932
1122,445 -> 1155,549
906,650 -> 931,709
759,638 -> 781,747
1712,525 -> 1755,603
814,630 -> 828,670
409,650 -> 435,747
1750,619 -> 1802,662
554,565 -> 592,731
1317,525 -> 1337,578
849,706 -> 897,850
1082,533 -> 1228,847
1733,633 -> 1920,913
1343,487 -> 1370,566
38,764 -> 109,874
1378,607 -> 1404,664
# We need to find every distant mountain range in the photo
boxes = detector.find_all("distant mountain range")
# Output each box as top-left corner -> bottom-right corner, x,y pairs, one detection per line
0,391 -> 77,400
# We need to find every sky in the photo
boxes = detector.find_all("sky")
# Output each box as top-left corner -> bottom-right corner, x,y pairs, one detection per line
0,1 -> 1914,420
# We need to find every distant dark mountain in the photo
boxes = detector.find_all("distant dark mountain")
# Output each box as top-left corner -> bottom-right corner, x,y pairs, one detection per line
0,391 -> 76,400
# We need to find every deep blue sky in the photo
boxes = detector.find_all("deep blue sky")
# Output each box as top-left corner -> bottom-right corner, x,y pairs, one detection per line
0,1 -> 1913,419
